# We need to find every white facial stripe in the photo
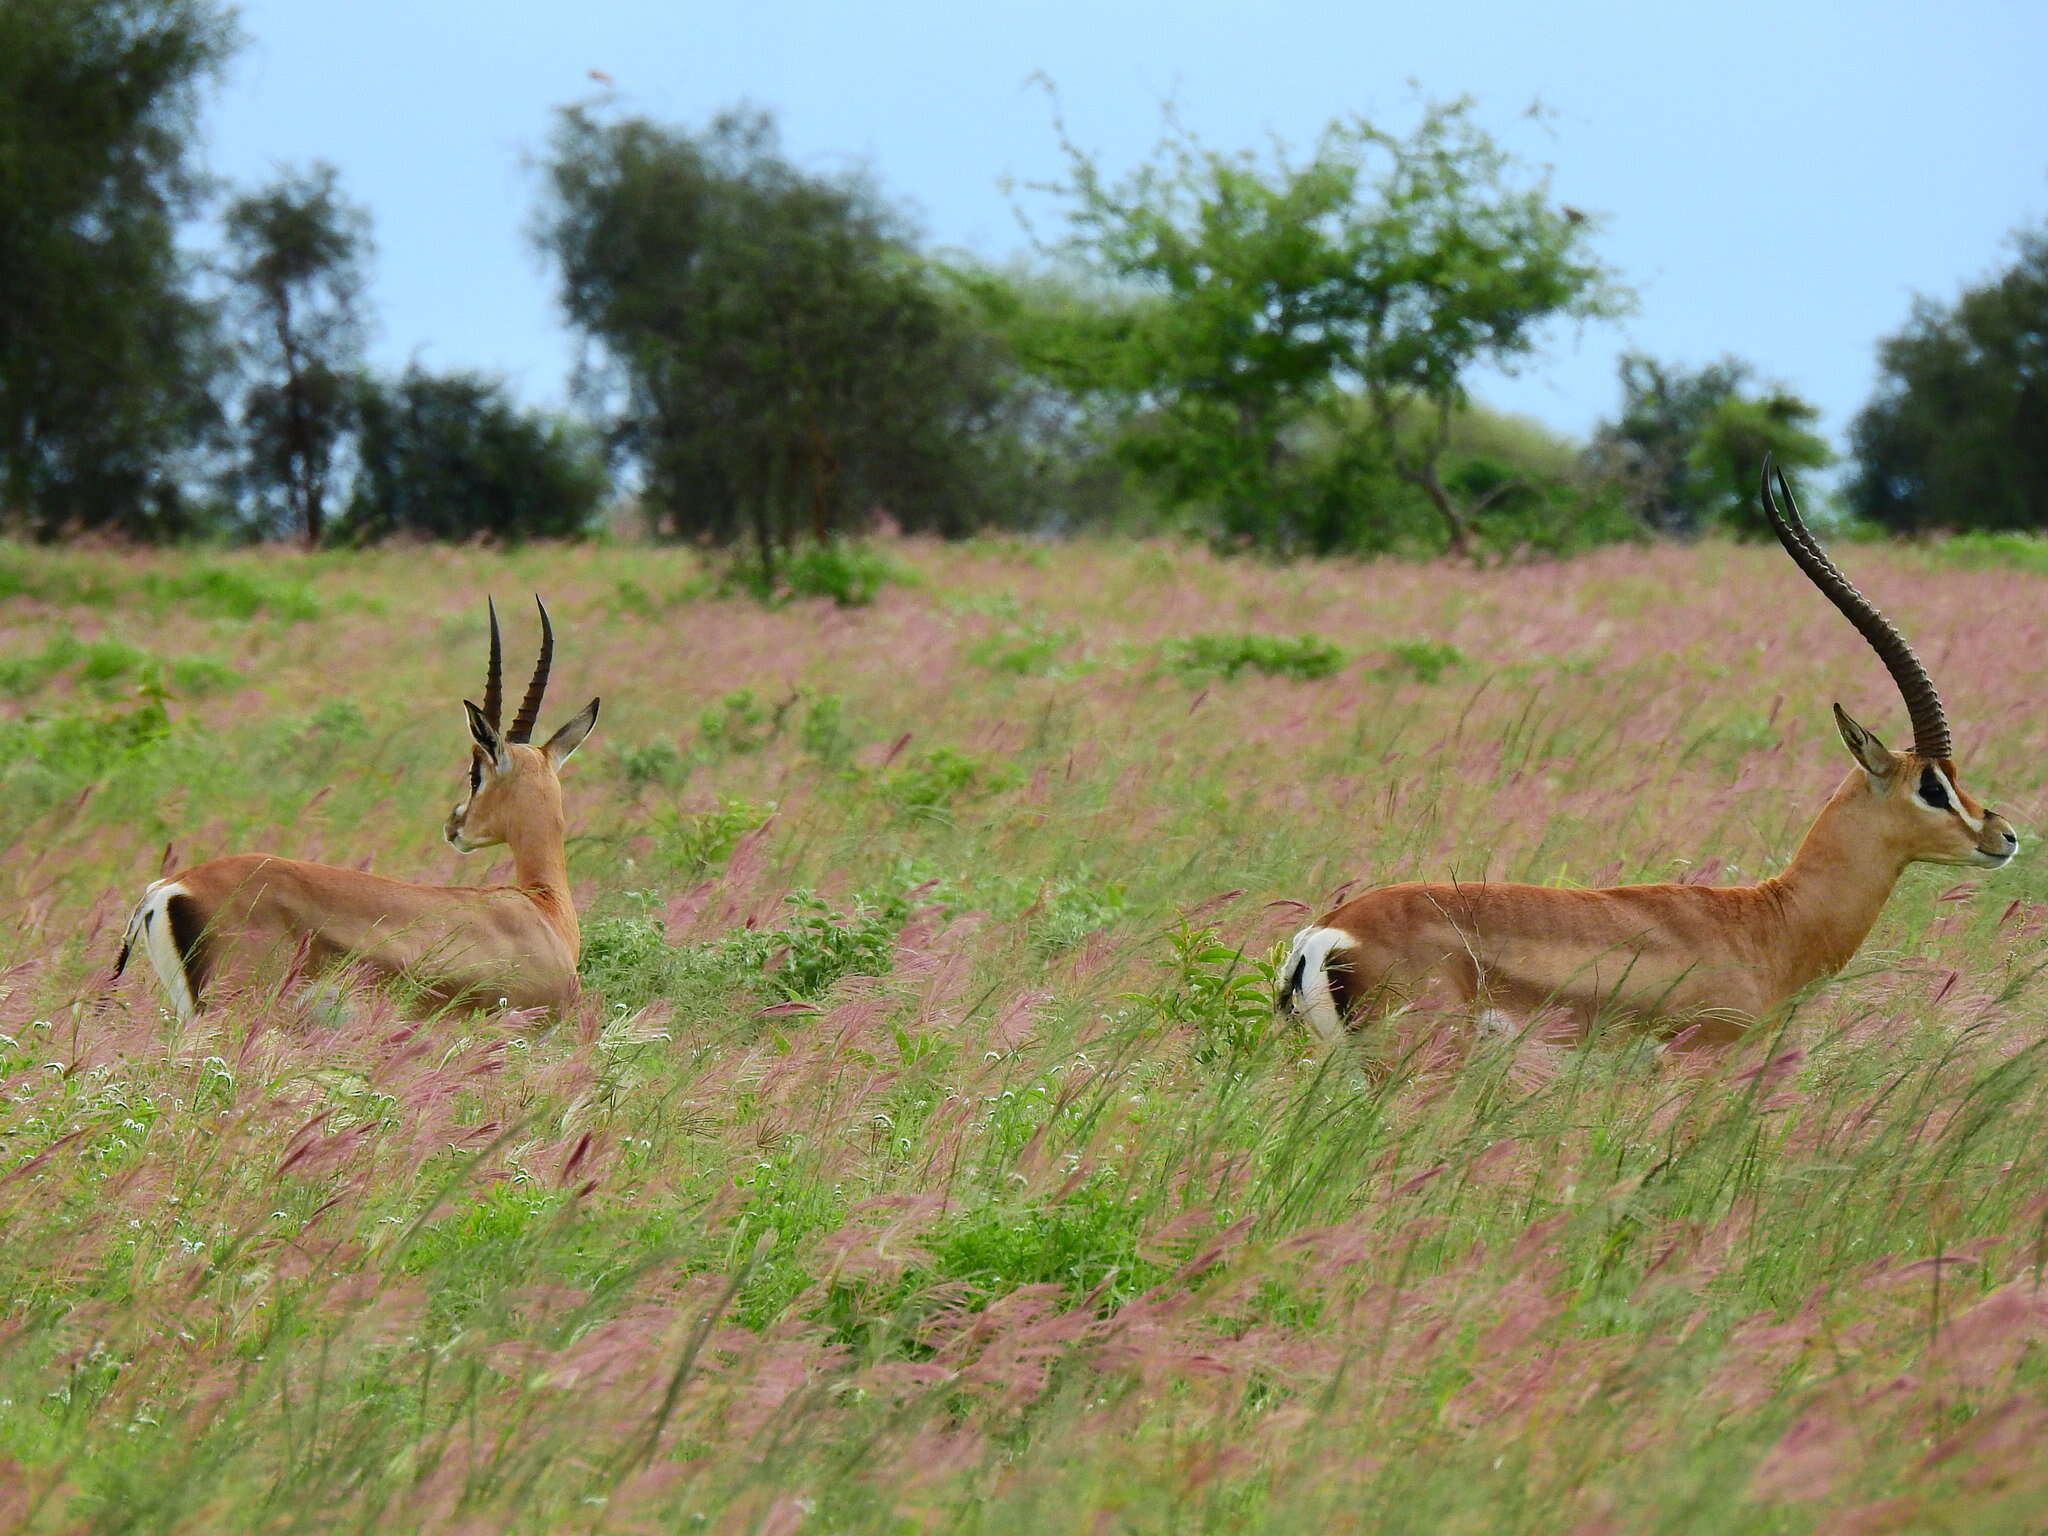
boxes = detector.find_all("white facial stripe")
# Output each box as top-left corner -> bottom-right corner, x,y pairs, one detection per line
1936,765 -> 1984,831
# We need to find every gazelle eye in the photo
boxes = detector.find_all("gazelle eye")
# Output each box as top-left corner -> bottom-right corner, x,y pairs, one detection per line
1917,766 -> 1952,811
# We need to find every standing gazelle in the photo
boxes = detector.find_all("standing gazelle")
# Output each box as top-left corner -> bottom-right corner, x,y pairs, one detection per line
1281,460 -> 2018,1048
115,598 -> 600,1023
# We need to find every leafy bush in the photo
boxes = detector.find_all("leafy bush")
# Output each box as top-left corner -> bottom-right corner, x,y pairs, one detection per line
0,689 -> 175,786
1924,530 -> 2048,575
722,541 -> 906,608
764,888 -> 922,1000
1162,631 -> 1346,682
1130,926 -> 1279,1061
797,691 -> 853,762
632,695 -> 847,781
1030,878 -> 1127,955
0,633 -> 85,694
0,548 -> 121,607
577,916 -> 678,1012
0,633 -> 238,697
613,739 -> 691,790
77,636 -> 150,684
340,367 -> 610,544
874,745 -> 1020,820
650,795 -> 773,879
920,1171 -> 1164,1301
305,699 -> 369,740
966,621 -> 1080,676
1447,455 -> 1646,557
1377,639 -> 1467,683
696,689 -> 785,755
139,564 -> 321,622
579,877 -> 946,1010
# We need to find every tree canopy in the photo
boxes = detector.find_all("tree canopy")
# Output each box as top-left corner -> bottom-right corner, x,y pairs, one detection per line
1590,353 -> 1830,539
340,368 -> 610,544
1007,99 -> 1628,556
537,105 -> 1061,577
1848,225 -> 2048,534
0,0 -> 237,538
223,163 -> 372,544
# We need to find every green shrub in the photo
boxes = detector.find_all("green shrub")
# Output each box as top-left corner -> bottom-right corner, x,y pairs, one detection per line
1031,878 -> 1127,954
1924,530 -> 2048,575
764,888 -> 921,1000
1162,631 -> 1346,682
1131,925 -> 1278,1061
874,745 -> 1021,820
139,564 -> 321,622
1377,639 -> 1467,683
305,699 -> 369,740
578,916 -> 679,1012
0,633 -> 84,694
651,795 -> 774,878
920,1171 -> 1165,1302
580,876 -> 944,1011
722,541 -> 907,608
614,739 -> 691,790
164,655 -> 240,695
1450,454 -> 1645,559
0,689 -> 174,784
78,636 -> 150,685
797,691 -> 853,762
696,688 -> 787,755
0,547 -> 121,606
966,621 -> 1080,676
785,540 -> 903,606
0,632 -> 240,698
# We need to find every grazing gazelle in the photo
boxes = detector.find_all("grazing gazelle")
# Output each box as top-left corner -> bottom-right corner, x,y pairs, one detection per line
115,598 -> 600,1022
1281,460 -> 2018,1049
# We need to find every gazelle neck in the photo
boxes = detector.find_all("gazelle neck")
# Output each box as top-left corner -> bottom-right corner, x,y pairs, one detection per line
1759,770 -> 1908,988
500,797 -> 578,954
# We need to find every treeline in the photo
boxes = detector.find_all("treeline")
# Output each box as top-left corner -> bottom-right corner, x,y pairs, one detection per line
3,1 -> 2042,558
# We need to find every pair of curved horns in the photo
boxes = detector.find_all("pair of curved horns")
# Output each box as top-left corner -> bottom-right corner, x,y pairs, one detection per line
1759,455 -> 1951,761
479,596 -> 554,745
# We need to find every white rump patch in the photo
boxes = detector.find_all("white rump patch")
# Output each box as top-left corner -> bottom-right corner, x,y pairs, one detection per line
1476,1007 -> 1519,1039
1281,925 -> 1358,1043
125,879 -> 199,1024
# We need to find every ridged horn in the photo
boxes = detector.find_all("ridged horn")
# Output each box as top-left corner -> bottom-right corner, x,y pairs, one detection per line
1760,455 -> 1951,760
481,597 -> 504,732
507,595 -> 554,744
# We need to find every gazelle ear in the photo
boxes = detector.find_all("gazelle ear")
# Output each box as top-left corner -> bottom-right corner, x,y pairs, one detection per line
463,700 -> 510,775
1834,703 -> 1896,781
542,697 -> 600,769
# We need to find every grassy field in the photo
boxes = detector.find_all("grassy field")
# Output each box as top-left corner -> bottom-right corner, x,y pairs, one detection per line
3,534 -> 2048,1533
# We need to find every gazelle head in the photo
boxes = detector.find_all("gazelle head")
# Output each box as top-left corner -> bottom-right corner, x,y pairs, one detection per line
1763,460 -> 2018,871
445,597 -> 600,854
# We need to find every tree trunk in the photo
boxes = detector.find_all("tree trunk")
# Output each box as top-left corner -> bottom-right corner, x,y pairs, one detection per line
806,419 -> 837,543
1407,462 -> 1475,561
751,448 -> 782,591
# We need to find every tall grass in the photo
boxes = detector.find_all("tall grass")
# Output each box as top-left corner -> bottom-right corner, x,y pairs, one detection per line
2,535 -> 2047,1531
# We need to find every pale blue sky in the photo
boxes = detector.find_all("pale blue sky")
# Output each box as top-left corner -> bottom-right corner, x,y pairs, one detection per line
199,0 -> 2048,452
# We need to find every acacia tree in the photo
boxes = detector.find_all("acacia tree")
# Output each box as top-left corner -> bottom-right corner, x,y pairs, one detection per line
1849,226 -> 2048,534
340,368 -> 609,544
222,164 -> 371,544
538,105 -> 1042,580
0,0 -> 237,538
1590,353 -> 1829,538
1026,99 -> 1626,556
